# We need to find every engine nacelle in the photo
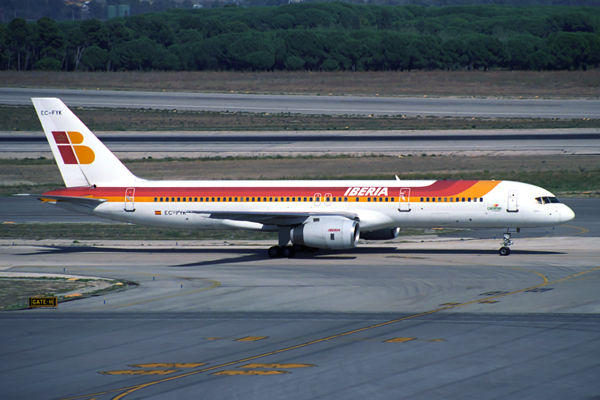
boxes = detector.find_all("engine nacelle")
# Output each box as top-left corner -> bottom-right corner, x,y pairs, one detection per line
291,217 -> 360,250
360,227 -> 400,240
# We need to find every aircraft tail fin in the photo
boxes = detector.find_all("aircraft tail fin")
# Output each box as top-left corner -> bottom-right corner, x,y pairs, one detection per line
32,98 -> 140,188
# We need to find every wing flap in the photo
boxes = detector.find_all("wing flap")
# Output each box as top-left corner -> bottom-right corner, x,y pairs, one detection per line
188,211 -> 359,226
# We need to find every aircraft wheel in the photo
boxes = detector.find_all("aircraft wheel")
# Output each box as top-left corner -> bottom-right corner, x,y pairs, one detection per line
282,246 -> 295,258
268,246 -> 282,258
499,246 -> 510,256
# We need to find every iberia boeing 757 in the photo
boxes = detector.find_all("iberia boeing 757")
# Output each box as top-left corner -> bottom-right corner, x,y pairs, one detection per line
33,98 -> 575,257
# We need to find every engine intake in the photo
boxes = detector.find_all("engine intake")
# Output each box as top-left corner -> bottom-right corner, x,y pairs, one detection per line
291,217 -> 360,250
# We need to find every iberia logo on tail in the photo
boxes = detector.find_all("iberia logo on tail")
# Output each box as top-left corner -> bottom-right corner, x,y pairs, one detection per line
52,131 -> 95,165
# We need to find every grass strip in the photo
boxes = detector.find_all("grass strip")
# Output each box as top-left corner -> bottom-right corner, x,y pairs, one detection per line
0,276 -> 136,310
2,105 -> 599,132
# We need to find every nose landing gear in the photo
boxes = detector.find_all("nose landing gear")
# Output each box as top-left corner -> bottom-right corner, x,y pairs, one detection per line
499,232 -> 514,256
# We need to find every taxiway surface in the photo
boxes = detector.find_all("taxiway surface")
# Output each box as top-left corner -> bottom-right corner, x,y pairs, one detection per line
2,87 -> 600,118
1,235 -> 599,400
3,129 -> 600,158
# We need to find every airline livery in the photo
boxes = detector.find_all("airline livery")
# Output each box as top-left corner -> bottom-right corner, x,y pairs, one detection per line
33,98 -> 575,257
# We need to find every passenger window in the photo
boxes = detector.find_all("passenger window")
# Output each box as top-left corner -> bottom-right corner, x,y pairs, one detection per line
391,197 -> 394,201
355,197 -> 359,202
182,197 -> 186,202
160,197 -> 163,202
344,197 -> 348,202
461,198 -> 465,202
432,198 -> 435,202
252,197 -> 255,201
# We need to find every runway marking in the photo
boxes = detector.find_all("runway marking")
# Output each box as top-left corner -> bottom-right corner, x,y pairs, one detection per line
478,300 -> 500,304
239,363 -> 315,369
524,288 -> 553,293
235,336 -> 268,342
99,370 -> 179,376
53,264 -> 600,400
384,337 -> 416,343
479,291 -> 509,296
562,224 -> 589,236
129,363 -> 206,368
212,370 -> 290,376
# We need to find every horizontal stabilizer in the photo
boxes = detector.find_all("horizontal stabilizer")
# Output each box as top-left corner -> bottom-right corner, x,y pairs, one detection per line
38,194 -> 107,207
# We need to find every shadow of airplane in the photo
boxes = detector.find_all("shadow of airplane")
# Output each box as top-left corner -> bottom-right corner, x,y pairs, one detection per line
19,245 -> 564,261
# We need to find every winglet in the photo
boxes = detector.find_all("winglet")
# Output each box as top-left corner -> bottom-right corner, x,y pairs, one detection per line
31,98 -> 140,188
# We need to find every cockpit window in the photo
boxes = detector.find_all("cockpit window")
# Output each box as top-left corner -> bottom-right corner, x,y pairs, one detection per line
535,196 -> 561,204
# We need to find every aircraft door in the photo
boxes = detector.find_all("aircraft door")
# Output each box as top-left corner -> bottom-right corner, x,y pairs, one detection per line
398,188 -> 411,212
124,188 -> 136,212
507,190 -> 518,212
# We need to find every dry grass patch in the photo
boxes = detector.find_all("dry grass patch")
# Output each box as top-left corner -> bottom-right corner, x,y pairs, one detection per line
2,70 -> 600,98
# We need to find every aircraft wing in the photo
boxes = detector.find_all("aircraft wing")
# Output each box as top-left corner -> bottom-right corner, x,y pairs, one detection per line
188,211 -> 359,226
38,195 -> 107,207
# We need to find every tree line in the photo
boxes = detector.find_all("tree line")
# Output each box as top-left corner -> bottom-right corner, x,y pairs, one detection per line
1,3 -> 599,72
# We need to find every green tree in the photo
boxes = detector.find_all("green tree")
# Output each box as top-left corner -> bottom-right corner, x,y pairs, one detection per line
246,51 -> 274,71
34,57 -> 61,70
285,55 -> 304,71
7,18 -> 30,70
81,45 -> 108,71
37,17 -> 64,63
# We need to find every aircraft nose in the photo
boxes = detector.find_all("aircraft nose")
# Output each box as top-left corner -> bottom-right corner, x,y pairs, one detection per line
561,205 -> 575,223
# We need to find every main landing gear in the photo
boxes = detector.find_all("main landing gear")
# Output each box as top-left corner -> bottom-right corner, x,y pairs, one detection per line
499,231 -> 514,256
267,245 -> 319,258
268,245 -> 295,258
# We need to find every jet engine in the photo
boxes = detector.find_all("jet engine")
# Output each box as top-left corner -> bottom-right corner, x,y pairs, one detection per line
291,217 -> 360,250
360,227 -> 400,240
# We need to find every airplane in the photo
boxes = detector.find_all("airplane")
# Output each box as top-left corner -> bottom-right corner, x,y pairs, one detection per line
32,97 -> 575,258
